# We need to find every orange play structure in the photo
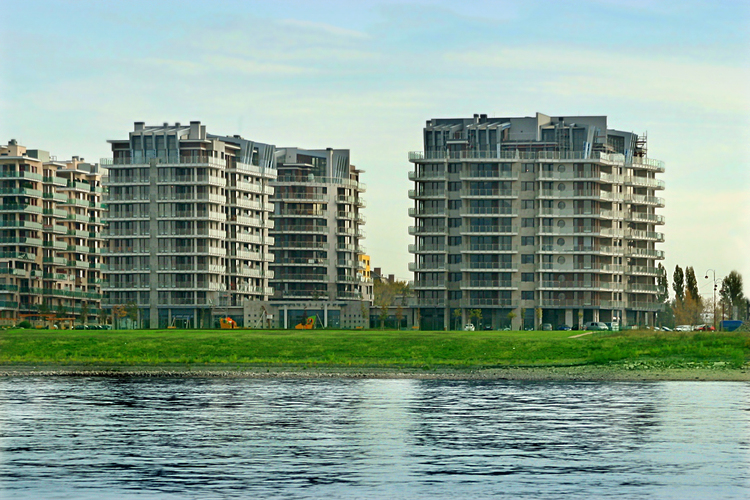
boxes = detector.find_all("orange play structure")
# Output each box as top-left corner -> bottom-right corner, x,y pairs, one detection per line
219,317 -> 237,329
295,317 -> 315,329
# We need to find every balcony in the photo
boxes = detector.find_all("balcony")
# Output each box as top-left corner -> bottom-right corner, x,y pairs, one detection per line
408,189 -> 445,199
408,226 -> 446,236
459,189 -> 518,198
625,194 -> 665,207
408,262 -> 446,272
460,244 -> 517,253
461,280 -> 515,289
408,244 -> 446,253
536,171 -> 620,183
459,298 -> 514,308
459,225 -> 518,235
624,176 -> 665,190
408,171 -> 445,181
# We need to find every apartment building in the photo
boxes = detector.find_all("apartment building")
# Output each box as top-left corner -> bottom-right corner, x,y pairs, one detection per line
0,140 -> 105,325
408,113 -> 665,330
103,122 -> 276,328
269,147 -> 372,305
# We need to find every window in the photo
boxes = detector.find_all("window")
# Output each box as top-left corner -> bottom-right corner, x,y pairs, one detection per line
523,163 -> 535,173
558,183 -> 566,191
448,182 -> 460,191
558,201 -> 566,209
448,218 -> 462,228
522,182 -> 535,191
521,291 -> 534,300
521,273 -> 535,282
521,236 -> 535,246
522,218 -> 535,227
448,236 -> 462,246
557,238 -> 565,246
521,254 -> 534,264
448,272 -> 462,282
448,254 -> 462,264
448,199 -> 462,210
522,200 -> 534,210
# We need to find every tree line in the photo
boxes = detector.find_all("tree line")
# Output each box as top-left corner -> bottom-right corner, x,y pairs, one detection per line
658,264 -> 747,327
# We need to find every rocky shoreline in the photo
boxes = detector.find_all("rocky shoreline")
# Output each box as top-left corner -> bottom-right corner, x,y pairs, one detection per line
1,363 -> 748,381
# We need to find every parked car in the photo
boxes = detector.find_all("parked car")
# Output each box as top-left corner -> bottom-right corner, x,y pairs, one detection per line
694,324 -> 716,331
557,324 -> 572,331
675,325 -> 692,331
483,325 -> 493,330
584,321 -> 609,331
659,326 -> 672,331
463,323 -> 475,331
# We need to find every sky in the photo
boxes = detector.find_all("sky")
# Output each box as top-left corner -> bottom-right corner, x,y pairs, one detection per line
1,0 -> 748,300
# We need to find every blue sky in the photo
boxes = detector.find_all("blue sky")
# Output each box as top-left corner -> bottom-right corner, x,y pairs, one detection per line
2,0 -> 749,297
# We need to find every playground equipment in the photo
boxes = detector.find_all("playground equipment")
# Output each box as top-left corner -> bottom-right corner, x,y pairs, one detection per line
219,317 -> 237,329
295,317 -> 316,329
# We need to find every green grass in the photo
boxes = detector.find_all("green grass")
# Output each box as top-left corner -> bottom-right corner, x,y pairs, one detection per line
1,328 -> 748,370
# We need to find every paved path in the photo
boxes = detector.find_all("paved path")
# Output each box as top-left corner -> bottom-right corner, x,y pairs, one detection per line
568,331 -> 594,338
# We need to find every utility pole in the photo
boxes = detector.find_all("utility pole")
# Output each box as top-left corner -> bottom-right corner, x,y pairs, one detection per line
704,269 -> 717,330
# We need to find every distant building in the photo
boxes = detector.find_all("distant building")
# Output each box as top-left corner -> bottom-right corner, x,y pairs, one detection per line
408,113 -> 665,330
0,140 -> 105,325
103,122 -> 276,328
269,147 -> 372,304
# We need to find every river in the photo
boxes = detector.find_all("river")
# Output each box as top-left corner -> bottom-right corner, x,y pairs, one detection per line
0,378 -> 748,499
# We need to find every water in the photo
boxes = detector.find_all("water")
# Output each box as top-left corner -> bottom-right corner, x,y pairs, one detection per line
0,378 -> 748,499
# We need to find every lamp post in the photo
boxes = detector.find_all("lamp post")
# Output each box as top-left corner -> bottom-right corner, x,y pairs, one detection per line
704,269 -> 717,330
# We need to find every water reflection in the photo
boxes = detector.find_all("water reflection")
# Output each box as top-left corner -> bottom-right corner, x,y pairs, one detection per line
0,379 -> 747,499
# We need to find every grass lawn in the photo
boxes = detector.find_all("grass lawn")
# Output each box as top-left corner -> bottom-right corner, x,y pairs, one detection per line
0,328 -> 748,370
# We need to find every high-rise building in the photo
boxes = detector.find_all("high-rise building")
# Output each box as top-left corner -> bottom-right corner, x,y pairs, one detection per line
408,113 -> 665,330
0,140 -> 105,325
103,122 -> 276,328
269,147 -> 371,303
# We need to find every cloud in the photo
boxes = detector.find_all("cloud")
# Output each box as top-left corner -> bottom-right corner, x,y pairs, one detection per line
279,19 -> 370,40
443,46 -> 750,114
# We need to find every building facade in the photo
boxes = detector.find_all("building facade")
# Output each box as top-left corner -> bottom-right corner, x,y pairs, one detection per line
408,113 -> 665,330
0,140 -> 105,325
103,122 -> 276,328
269,147 -> 372,304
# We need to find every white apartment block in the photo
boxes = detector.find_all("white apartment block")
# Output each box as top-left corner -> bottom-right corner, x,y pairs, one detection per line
408,113 -> 665,330
269,147 -> 372,306
0,140 -> 105,325
103,122 -> 276,328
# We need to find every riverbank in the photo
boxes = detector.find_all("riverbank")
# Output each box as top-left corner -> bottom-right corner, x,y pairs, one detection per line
1,328 -> 748,381
1,363 -> 748,381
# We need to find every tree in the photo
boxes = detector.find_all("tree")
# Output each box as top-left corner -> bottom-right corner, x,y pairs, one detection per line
126,302 -> 138,328
55,303 -> 66,319
506,311 -> 517,329
112,305 -> 127,329
79,302 -> 89,325
673,265 -> 685,303
373,279 -> 411,329
469,309 -> 482,327
452,308 -> 462,330
720,271 -> 745,320
536,307 -> 543,329
395,305 -> 404,330
685,267 -> 701,308
657,263 -> 669,304
674,291 -> 702,326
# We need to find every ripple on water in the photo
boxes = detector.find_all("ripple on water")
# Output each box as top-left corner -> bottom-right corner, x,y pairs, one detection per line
0,378 -> 748,500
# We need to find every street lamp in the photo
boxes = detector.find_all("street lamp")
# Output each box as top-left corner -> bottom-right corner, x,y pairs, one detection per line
704,269 -> 718,329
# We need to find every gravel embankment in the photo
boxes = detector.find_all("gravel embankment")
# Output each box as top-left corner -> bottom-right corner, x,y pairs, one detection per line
1,363 -> 748,381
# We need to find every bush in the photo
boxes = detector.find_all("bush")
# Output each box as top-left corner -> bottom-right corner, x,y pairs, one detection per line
17,320 -> 32,329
